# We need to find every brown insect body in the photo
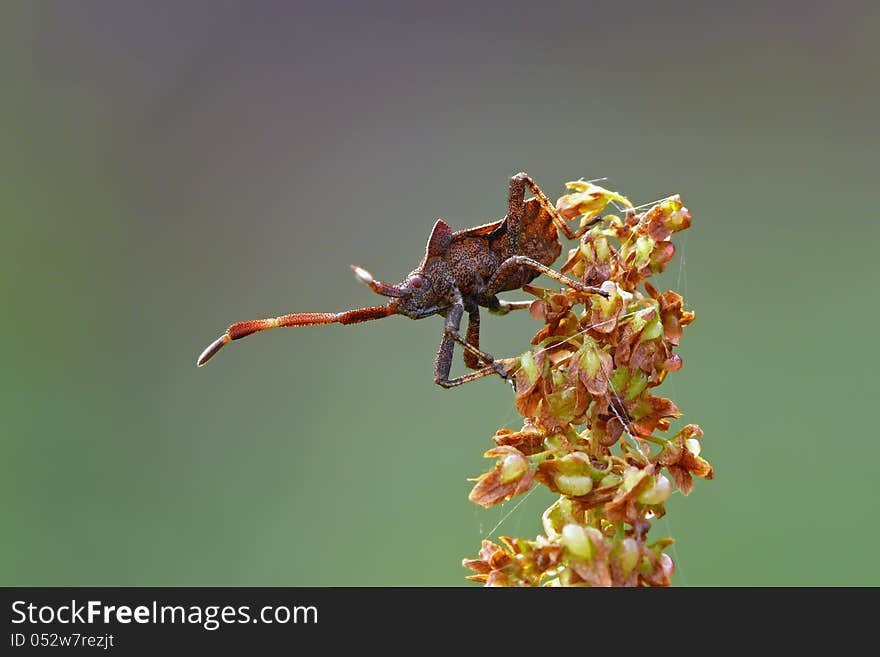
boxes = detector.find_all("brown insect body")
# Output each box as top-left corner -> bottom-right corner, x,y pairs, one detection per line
197,173 -> 605,387
451,198 -> 562,296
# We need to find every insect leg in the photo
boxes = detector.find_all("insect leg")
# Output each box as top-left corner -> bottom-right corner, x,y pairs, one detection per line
433,328 -> 501,388
462,300 -> 496,370
483,296 -> 533,316
484,256 -> 608,297
505,173 -> 528,253
434,299 -> 504,388
511,172 -> 603,240
445,299 -> 496,364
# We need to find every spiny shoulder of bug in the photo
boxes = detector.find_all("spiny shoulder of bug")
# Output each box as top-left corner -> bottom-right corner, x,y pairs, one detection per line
388,218 -> 460,319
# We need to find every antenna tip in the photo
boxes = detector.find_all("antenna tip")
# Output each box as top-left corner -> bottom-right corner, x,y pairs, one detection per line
350,265 -> 374,286
196,334 -> 230,367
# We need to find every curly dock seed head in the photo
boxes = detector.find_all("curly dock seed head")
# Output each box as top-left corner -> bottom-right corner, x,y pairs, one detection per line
463,182 -> 710,587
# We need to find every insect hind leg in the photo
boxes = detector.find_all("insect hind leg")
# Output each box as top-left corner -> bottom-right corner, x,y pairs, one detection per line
511,172 -> 602,240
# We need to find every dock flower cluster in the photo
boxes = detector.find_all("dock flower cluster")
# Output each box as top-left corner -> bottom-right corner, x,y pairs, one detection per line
464,181 -> 711,587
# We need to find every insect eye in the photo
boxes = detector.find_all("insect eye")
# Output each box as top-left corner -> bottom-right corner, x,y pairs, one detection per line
411,276 -> 424,289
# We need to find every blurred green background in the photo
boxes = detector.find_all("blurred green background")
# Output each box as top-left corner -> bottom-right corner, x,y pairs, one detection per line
2,1 -> 877,586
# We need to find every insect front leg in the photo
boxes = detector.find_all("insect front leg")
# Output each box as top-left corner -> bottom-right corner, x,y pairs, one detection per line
434,335 -> 500,388
462,301 -> 490,370
433,298 -> 505,388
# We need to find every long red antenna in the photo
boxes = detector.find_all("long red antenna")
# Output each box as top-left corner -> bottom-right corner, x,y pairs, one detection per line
196,304 -> 397,367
